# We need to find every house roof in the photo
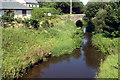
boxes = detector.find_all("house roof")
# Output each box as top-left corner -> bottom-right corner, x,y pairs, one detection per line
0,2 -> 32,10
24,0 -> 38,3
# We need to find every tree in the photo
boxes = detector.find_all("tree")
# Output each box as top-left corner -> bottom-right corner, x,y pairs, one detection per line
55,2 -> 70,14
84,2 -> 106,20
92,9 -> 107,33
104,2 -> 120,37
39,2 -> 56,8
72,2 -> 84,14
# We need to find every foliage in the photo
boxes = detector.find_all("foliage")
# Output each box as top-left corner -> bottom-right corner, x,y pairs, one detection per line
40,20 -> 50,28
2,20 -> 83,79
31,7 -> 44,20
84,2 -> 120,38
97,54 -> 118,78
103,2 -> 120,38
38,1 -> 84,14
39,8 -> 61,14
84,2 -> 106,32
55,1 -> 84,14
92,34 -> 119,55
23,18 -> 39,29
84,2 -> 106,20
92,9 -> 107,33
92,34 -> 119,78
14,18 -> 23,24
1,11 -> 14,22
72,2 -> 84,14
39,2 -> 56,8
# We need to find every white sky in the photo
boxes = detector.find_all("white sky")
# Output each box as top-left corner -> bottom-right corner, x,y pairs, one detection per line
80,0 -> 89,5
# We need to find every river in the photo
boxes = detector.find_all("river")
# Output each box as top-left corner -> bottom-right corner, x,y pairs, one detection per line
23,33 -> 105,78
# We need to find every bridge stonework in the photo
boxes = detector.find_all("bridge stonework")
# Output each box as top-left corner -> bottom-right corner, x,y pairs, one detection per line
60,14 -> 85,23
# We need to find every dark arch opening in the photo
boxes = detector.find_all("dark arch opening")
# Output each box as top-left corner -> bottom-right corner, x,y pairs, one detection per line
76,20 -> 83,27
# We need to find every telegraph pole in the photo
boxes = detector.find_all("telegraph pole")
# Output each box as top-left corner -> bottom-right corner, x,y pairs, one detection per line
70,0 -> 72,14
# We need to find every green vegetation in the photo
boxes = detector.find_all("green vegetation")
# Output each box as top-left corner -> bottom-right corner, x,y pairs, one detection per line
84,1 -> 119,78
31,7 -> 61,15
97,54 -> 118,78
92,34 -> 119,78
39,1 -> 84,14
2,20 -> 83,79
84,2 -> 120,37
92,34 -> 119,54
39,8 -> 61,14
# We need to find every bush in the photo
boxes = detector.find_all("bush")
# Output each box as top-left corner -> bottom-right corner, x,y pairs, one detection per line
40,20 -> 50,28
92,34 -> 119,54
1,12 -> 14,23
30,19 -> 39,29
14,18 -> 23,24
31,7 -> 44,20
23,18 -> 39,29
39,8 -> 61,14
23,18 -> 31,28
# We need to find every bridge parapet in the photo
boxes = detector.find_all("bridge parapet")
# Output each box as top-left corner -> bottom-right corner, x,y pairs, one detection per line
59,14 -> 86,23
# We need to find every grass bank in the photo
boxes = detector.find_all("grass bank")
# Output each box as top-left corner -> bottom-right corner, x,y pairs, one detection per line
97,54 -> 118,78
92,34 -> 119,78
2,20 -> 83,79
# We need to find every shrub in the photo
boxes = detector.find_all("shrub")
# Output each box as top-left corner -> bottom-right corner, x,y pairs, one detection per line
31,7 -> 44,20
30,19 -> 39,29
1,12 -> 14,23
23,18 -> 31,28
14,18 -> 23,24
92,34 -> 119,54
39,8 -> 61,14
23,18 -> 39,29
40,20 -> 50,28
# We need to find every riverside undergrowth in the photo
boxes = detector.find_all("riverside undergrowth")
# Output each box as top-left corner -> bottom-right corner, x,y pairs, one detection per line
92,34 -> 119,78
2,20 -> 83,79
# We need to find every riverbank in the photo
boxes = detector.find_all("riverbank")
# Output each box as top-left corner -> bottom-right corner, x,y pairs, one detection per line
92,34 -> 119,78
2,20 -> 83,79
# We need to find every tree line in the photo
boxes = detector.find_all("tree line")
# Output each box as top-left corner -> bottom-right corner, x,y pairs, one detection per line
84,1 -> 120,38
38,1 -> 84,14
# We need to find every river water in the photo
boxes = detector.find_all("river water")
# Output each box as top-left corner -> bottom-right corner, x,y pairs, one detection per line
23,33 -> 105,78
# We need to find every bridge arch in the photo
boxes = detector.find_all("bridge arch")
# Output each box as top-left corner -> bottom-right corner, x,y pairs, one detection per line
75,20 -> 83,27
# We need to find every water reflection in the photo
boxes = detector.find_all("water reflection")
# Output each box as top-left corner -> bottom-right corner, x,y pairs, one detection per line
82,33 -> 105,69
23,33 -> 106,78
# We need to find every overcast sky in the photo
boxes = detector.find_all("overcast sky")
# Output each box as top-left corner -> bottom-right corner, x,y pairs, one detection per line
80,0 -> 89,5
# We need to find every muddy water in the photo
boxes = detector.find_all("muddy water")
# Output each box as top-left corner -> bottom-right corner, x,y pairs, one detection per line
23,33 -> 105,78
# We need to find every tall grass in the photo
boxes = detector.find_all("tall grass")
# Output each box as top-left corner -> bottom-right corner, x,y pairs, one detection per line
92,34 -> 119,78
2,20 -> 83,79
97,54 -> 118,78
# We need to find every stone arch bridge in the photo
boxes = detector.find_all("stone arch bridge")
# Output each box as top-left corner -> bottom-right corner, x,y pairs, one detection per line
59,14 -> 86,23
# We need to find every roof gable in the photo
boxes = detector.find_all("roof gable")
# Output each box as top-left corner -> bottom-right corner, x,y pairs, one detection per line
0,2 -> 32,10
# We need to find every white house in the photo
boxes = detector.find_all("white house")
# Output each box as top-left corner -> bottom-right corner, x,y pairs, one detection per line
0,1 -> 32,18
16,0 -> 39,7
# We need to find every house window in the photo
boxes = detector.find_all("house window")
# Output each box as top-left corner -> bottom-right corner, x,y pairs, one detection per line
22,10 -> 26,16
4,10 -> 14,16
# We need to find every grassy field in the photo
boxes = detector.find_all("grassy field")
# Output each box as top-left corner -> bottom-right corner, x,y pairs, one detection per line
2,20 -> 83,79
92,34 -> 119,78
